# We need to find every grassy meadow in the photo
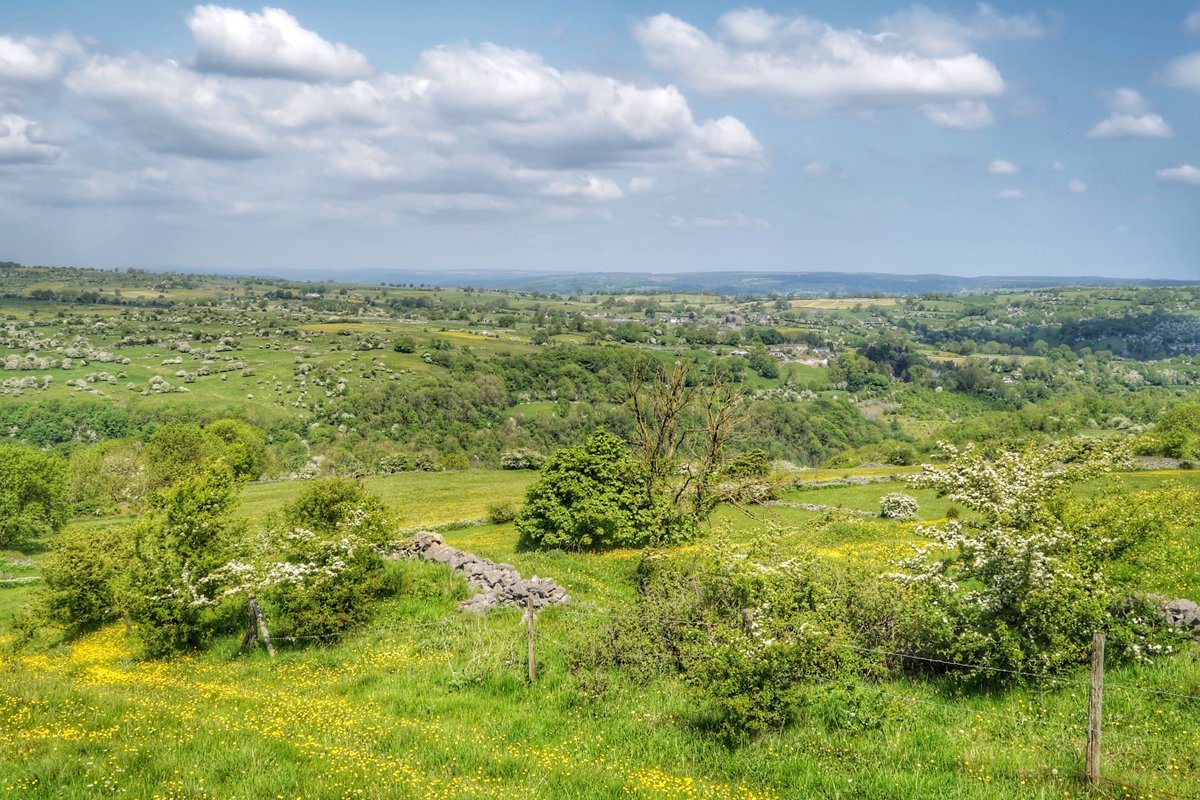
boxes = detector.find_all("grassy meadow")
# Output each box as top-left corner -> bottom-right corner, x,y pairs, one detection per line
2,467 -> 1199,799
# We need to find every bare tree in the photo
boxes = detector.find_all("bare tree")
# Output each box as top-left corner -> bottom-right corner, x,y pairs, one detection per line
625,361 -> 748,517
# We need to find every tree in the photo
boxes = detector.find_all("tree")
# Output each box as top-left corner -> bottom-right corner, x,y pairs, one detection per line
205,418 -> 268,480
281,477 -> 392,546
40,524 -> 130,629
516,430 -> 697,551
0,444 -> 67,546
890,438 -> 1168,677
126,461 -> 244,656
144,423 -> 211,489
626,361 -> 749,518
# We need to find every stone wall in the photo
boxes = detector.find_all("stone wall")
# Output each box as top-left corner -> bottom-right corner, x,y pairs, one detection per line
394,531 -> 570,612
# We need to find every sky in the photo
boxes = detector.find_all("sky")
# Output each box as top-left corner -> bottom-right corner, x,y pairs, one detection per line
0,2 -> 1197,279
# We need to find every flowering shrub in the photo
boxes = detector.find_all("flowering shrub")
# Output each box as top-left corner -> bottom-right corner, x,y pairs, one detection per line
500,449 -> 544,470
889,438 -> 1173,677
580,534 -> 910,740
879,493 -> 918,520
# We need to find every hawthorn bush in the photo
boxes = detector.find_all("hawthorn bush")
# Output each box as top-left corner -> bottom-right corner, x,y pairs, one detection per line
516,430 -> 698,551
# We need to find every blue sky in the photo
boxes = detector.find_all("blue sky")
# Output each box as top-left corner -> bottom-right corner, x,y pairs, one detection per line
0,2 -> 1196,279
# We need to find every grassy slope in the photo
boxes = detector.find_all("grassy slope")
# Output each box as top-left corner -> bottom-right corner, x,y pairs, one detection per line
2,469 -> 1199,798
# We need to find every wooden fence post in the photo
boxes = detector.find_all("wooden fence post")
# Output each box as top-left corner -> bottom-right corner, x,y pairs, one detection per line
1086,632 -> 1105,788
526,596 -> 537,683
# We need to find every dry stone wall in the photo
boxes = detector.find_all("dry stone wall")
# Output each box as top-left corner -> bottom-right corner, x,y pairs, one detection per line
395,531 -> 570,612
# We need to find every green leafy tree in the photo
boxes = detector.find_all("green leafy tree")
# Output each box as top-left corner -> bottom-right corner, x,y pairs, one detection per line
126,461 -> 244,656
225,478 -> 396,639
40,525 -> 130,629
0,444 -> 67,546
516,430 -> 697,551
205,418 -> 269,480
144,423 -> 212,489
281,477 -> 392,546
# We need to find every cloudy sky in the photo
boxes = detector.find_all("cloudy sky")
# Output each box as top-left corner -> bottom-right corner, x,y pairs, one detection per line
0,2 -> 1197,278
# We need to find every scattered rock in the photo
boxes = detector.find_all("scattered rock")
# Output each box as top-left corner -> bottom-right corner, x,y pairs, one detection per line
1163,598 -> 1200,639
393,531 -> 570,613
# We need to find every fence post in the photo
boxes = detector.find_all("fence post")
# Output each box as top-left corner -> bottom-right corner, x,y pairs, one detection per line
1086,632 -> 1104,788
526,596 -> 537,683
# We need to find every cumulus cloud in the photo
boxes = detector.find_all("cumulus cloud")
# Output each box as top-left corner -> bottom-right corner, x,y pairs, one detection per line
539,174 -> 624,201
994,189 -> 1025,200
633,8 -> 1007,113
987,159 -> 1018,175
412,42 -> 762,172
187,5 -> 372,82
0,7 -> 763,226
921,100 -> 994,129
0,113 -> 62,163
65,55 -> 274,159
1163,52 -> 1200,90
1067,178 -> 1087,194
1156,164 -> 1200,186
0,34 -> 84,85
1087,88 -> 1174,139
878,4 -> 1046,57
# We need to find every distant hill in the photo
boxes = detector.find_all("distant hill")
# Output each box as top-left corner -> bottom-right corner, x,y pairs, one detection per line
246,268 -> 1195,296
7,260 -> 1196,295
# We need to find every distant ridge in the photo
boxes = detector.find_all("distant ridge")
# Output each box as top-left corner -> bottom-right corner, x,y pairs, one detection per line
9,261 -> 1196,296
212,267 -> 1195,295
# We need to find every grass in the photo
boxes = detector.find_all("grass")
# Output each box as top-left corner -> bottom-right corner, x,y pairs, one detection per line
2,469 -> 1199,798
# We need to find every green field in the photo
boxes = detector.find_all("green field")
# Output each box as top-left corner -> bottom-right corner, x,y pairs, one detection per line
2,467 -> 1199,799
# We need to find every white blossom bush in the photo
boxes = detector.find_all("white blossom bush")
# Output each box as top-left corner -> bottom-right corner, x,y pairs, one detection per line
879,493 -> 918,520
888,438 -> 1175,678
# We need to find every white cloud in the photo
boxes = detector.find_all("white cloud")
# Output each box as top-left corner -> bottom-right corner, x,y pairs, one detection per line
539,174 -> 624,201
1156,164 -> 1200,186
0,34 -> 83,84
633,9 -> 1006,112
920,100 -> 994,129
3,15 -> 760,223
1068,179 -> 1087,194
878,4 -> 1046,57
1164,52 -> 1200,90
1052,160 -> 1065,171
987,159 -> 1018,175
994,189 -> 1025,200
187,5 -> 372,82
627,176 -> 656,194
0,113 -> 61,163
1186,11 -> 1200,34
1087,88 -> 1174,139
65,55 -> 274,159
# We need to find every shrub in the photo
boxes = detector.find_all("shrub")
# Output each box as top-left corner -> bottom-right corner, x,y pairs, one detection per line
879,493 -> 919,520
440,452 -> 471,471
890,439 -> 1169,678
578,535 -> 907,741
500,449 -> 544,470
126,462 -> 244,656
720,449 -> 772,479
377,453 -> 411,474
0,443 -> 67,546
487,501 -> 518,524
282,477 -> 393,547
40,525 -> 129,629
516,430 -> 698,551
